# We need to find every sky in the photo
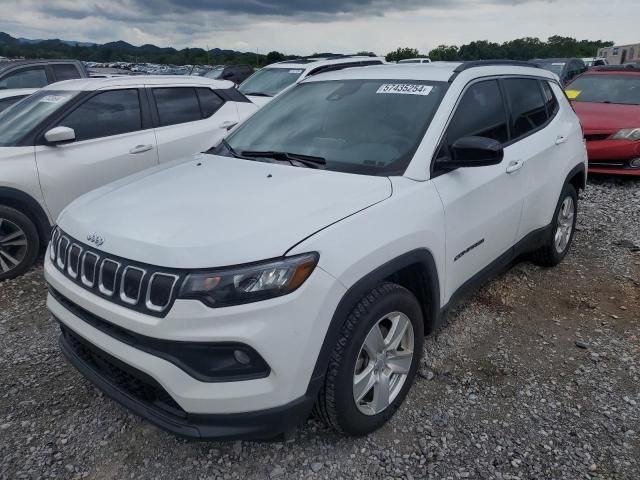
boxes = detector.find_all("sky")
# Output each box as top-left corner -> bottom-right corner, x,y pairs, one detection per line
0,0 -> 636,55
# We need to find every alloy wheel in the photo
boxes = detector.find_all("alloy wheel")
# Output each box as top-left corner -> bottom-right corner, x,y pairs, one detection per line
353,311 -> 415,416
554,196 -> 575,254
0,218 -> 28,274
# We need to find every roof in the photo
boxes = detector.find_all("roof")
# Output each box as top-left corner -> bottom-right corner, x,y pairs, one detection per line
264,55 -> 386,70
0,59 -> 83,73
303,62 -> 555,83
41,75 -> 235,91
589,65 -> 640,73
531,58 -> 581,63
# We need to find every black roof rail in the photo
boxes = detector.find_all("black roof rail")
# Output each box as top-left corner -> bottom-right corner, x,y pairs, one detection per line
453,60 -> 542,72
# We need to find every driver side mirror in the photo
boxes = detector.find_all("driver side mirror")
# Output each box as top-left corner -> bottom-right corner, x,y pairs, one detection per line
45,126 -> 76,145
438,136 -> 504,169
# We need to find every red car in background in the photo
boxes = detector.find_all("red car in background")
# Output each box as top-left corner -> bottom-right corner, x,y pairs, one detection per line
566,66 -> 640,176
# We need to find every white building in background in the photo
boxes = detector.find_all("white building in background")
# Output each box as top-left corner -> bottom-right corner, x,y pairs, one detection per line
597,43 -> 640,65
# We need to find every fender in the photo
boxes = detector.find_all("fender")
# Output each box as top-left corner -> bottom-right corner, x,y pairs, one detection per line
565,162 -> 587,191
305,249 -> 441,396
0,187 -> 52,244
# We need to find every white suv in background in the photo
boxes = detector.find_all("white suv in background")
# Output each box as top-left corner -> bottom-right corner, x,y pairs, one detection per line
0,76 -> 257,279
238,54 -> 386,105
46,61 -> 587,441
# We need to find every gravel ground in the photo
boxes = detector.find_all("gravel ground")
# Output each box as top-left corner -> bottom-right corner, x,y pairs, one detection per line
1,176 -> 639,480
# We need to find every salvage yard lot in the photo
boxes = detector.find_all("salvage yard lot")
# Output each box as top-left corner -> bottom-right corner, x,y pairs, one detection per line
1,177 -> 638,480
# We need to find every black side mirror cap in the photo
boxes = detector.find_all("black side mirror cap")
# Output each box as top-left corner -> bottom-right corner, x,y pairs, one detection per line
440,136 -> 504,169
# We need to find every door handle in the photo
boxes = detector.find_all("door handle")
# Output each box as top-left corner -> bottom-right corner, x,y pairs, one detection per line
219,120 -> 238,130
555,135 -> 567,145
506,160 -> 524,174
129,144 -> 153,154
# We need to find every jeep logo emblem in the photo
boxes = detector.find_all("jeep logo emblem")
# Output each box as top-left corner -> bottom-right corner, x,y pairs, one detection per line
86,233 -> 104,248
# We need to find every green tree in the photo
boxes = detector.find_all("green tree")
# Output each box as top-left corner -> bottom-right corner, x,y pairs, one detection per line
428,45 -> 459,61
266,51 -> 285,64
385,47 -> 421,62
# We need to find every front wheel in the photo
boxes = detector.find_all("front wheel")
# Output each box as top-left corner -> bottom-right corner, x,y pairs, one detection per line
314,283 -> 424,436
531,183 -> 578,267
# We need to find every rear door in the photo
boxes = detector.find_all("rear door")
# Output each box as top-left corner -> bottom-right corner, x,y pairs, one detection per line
431,79 -> 524,299
35,88 -> 158,219
150,86 -> 239,162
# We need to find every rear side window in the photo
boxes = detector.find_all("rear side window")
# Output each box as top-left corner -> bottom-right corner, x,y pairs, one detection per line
0,67 -> 48,89
153,88 -> 201,126
196,88 -> 224,118
443,79 -> 509,154
541,81 -> 559,117
53,64 -> 82,81
59,89 -> 142,141
503,78 -> 548,139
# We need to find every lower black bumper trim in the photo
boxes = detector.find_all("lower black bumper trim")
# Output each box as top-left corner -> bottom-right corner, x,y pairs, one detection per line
59,326 -> 316,441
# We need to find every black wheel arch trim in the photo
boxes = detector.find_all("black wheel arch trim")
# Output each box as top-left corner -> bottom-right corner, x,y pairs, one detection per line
305,248 -> 441,397
565,162 -> 587,191
0,187 -> 52,244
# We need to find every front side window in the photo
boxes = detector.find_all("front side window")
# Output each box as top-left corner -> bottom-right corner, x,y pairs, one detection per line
238,68 -> 304,97
0,90 -> 79,146
567,74 -> 640,105
53,64 -> 82,81
443,80 -> 508,155
221,79 -> 448,176
153,87 -> 201,126
59,89 -> 142,141
0,67 -> 48,89
503,78 -> 548,139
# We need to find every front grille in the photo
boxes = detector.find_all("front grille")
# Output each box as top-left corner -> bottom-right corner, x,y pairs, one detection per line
50,228 -> 182,317
589,161 -> 626,168
61,324 -> 185,416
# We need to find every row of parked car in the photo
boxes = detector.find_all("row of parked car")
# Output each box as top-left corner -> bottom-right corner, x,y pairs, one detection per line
0,55 -> 637,442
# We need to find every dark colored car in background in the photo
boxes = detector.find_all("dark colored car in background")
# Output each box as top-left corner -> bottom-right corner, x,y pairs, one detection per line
567,65 -> 640,176
532,58 -> 587,85
199,65 -> 255,84
0,59 -> 88,90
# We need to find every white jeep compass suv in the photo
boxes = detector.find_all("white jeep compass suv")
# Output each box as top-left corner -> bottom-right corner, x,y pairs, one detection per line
0,76 -> 257,280
45,61 -> 587,440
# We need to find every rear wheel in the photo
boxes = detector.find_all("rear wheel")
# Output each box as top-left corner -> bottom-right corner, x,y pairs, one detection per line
531,183 -> 578,267
315,283 -> 423,436
0,206 -> 40,281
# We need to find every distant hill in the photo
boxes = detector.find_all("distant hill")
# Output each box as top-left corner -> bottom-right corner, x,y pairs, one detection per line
0,31 -> 268,67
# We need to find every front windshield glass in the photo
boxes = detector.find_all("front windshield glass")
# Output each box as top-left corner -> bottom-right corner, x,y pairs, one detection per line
537,62 -> 566,76
568,74 -> 640,105
238,68 -> 304,97
220,79 -> 448,176
0,90 -> 79,146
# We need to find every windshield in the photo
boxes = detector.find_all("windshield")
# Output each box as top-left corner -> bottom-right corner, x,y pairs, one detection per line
218,79 -> 448,176
537,62 -> 566,76
238,68 -> 304,97
0,90 -> 79,146
568,74 -> 640,105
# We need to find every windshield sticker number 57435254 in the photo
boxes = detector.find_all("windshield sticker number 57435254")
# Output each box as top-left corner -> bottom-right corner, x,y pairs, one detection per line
376,84 -> 433,96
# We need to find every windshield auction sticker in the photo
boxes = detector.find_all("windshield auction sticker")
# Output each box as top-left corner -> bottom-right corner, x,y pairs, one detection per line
288,69 -> 303,74
565,90 -> 582,100
39,95 -> 69,103
376,84 -> 433,95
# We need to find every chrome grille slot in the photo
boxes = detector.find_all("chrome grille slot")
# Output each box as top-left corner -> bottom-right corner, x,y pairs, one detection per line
146,273 -> 179,312
81,252 -> 100,287
56,236 -> 70,269
120,266 -> 146,305
67,244 -> 82,279
98,259 -> 121,297
50,227 -> 60,261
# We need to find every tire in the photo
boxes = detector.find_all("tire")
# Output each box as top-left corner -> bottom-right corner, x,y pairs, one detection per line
0,205 -> 40,281
531,183 -> 578,267
314,282 -> 424,436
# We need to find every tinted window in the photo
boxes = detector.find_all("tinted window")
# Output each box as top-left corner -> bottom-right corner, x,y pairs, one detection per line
59,89 -> 141,141
0,95 -> 27,113
444,80 -> 508,152
153,87 -> 201,126
238,68 -> 304,97
0,67 -> 48,89
568,74 -> 640,105
503,78 -> 548,139
196,88 -> 224,118
53,64 -> 81,81
541,81 -> 559,117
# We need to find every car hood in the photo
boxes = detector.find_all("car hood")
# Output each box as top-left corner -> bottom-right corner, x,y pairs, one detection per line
572,101 -> 640,134
58,154 -> 392,268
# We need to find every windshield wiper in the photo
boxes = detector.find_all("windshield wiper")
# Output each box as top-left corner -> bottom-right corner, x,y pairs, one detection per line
242,92 -> 273,97
241,150 -> 327,169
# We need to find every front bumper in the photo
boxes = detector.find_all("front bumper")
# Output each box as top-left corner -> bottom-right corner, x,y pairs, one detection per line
586,139 -> 640,175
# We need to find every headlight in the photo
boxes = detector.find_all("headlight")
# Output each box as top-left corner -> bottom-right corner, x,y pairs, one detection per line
609,128 -> 640,141
179,253 -> 319,307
